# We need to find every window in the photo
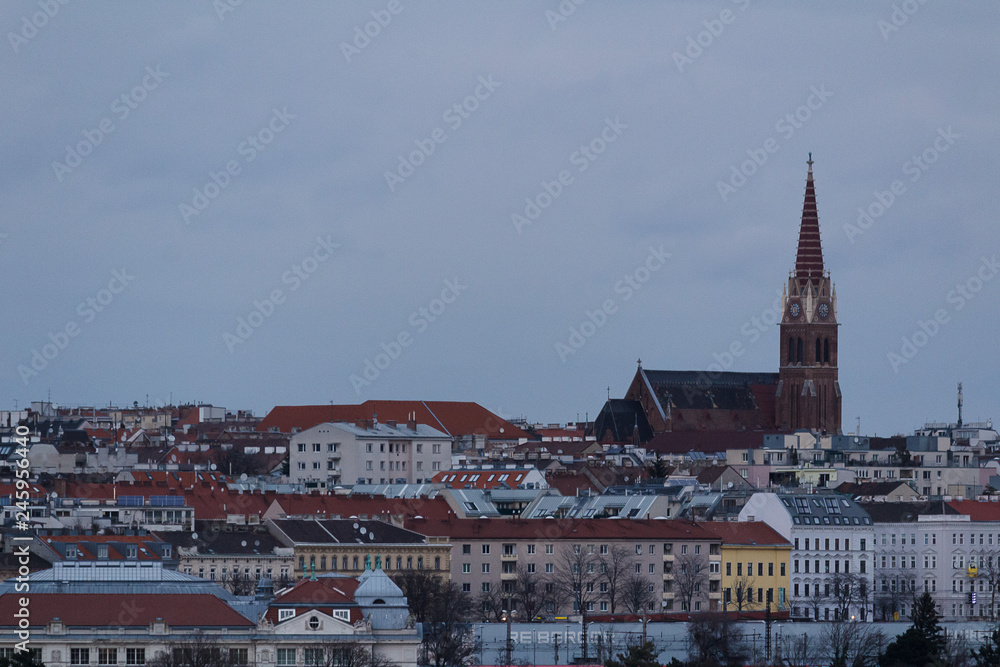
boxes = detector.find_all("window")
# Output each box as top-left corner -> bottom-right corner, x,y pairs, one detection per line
695,545 -> 701,555
304,649 -> 324,666
277,649 -> 296,666
527,544 -> 536,555
99,649 -> 118,665
769,562 -> 774,576
125,650 -> 145,666
726,562 -> 732,576
482,563 -> 490,573
528,563 -> 535,573
462,563 -> 471,574
545,563 -> 554,573
545,544 -> 554,554
482,582 -> 491,593
229,650 -> 249,666
482,545 -> 491,554
297,443 -> 306,452
780,562 -> 786,576
462,544 -> 471,554
72,649 -> 90,665
462,582 -> 471,592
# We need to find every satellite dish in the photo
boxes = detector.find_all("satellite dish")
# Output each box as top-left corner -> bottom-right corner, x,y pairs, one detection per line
728,482 -> 733,489
192,532 -> 198,540
241,540 -> 247,547
51,492 -> 59,499
167,435 -> 175,442
240,473 -> 248,481
254,540 -> 260,547
353,522 -> 359,529
210,464 -> 217,470
368,534 -> 375,541
414,515 -> 423,519
360,527 -> 367,535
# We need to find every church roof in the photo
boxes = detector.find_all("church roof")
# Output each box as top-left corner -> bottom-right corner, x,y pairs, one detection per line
794,154 -> 825,282
592,399 -> 654,444
638,369 -> 779,431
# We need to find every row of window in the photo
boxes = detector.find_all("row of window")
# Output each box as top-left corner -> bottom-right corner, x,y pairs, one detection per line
793,558 -> 861,574
725,561 -> 784,577
297,442 -> 341,452
69,649 -> 146,665
299,554 -> 440,571
793,537 -> 862,551
460,542 -> 721,556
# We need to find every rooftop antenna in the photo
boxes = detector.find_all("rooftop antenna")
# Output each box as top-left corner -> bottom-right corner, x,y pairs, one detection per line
856,417 -> 861,436
957,382 -> 964,428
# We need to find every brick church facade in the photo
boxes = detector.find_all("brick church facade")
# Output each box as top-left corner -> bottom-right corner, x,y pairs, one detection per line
593,156 -> 842,443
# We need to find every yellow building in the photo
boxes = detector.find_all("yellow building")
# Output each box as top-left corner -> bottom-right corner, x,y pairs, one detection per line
704,521 -> 792,614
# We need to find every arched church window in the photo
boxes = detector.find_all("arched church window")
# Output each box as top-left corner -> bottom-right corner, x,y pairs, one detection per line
796,338 -> 803,364
815,338 -> 821,363
824,338 -> 830,363
788,338 -> 795,364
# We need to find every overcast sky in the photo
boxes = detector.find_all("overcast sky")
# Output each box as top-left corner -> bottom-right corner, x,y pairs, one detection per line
3,1 -> 997,436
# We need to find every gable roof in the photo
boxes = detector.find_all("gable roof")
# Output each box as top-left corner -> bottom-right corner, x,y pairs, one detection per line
0,593 -> 253,627
701,521 -> 791,547
258,401 -> 530,440
638,369 -> 779,431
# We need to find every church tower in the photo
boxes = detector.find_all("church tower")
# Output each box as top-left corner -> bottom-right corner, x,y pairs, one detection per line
776,155 -> 842,433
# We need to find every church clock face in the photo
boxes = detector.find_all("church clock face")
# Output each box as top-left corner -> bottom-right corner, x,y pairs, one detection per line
789,303 -> 800,318
818,303 -> 829,319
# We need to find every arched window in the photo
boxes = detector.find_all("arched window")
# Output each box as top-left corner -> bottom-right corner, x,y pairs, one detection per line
815,338 -> 821,363
824,338 -> 830,363
788,338 -> 795,364
796,338 -> 803,364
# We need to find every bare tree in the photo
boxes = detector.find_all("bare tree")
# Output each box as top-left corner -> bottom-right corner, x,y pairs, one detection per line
311,643 -> 398,667
393,570 -> 480,667
551,546 -> 601,660
476,579 -> 506,622
781,632 -> 822,667
804,582 -> 826,621
822,620 -> 884,667
220,569 -> 256,597
148,634 -> 236,667
598,545 -> 634,615
729,574 -> 757,612
673,552 -> 709,613
686,613 -> 748,666
621,572 -> 656,615
512,564 -> 552,621
976,551 -> 1000,621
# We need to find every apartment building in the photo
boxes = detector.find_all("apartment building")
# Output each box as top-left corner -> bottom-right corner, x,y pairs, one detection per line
703,521 -> 792,613
267,518 -> 451,579
740,492 -> 875,621
288,419 -> 451,487
863,500 -> 1000,621
405,517 -> 724,616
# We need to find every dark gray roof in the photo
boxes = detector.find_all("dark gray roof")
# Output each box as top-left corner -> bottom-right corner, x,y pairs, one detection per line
271,519 -> 426,545
858,501 -> 959,524
777,493 -> 873,526
156,530 -> 283,555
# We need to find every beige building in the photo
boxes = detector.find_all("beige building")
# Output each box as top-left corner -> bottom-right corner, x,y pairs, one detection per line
267,518 -> 451,580
405,517 -> 725,615
288,419 -> 452,488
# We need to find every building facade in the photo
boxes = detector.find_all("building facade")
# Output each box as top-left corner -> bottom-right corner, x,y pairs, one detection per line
288,420 -> 451,488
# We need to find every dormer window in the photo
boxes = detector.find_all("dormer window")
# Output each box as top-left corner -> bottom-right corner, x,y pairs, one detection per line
278,609 -> 295,621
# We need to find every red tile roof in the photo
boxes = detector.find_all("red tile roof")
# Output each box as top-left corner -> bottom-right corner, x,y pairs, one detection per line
700,521 -> 791,547
948,500 -> 1000,522
257,401 -> 530,440
264,577 -> 362,625
0,594 -> 253,627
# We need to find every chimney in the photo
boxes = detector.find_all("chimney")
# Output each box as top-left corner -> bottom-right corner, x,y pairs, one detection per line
407,412 -> 417,431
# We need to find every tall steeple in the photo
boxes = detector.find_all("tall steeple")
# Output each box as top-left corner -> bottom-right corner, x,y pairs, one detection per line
776,155 -> 842,434
794,153 -> 824,283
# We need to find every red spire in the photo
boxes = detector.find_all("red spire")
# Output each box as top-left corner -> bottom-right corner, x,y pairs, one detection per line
794,153 -> 824,281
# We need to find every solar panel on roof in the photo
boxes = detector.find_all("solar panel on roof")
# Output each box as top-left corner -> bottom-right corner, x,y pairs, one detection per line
118,496 -> 144,506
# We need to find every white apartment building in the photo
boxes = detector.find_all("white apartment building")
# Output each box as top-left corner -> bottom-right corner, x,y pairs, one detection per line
740,492 -> 876,621
289,419 -> 451,487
